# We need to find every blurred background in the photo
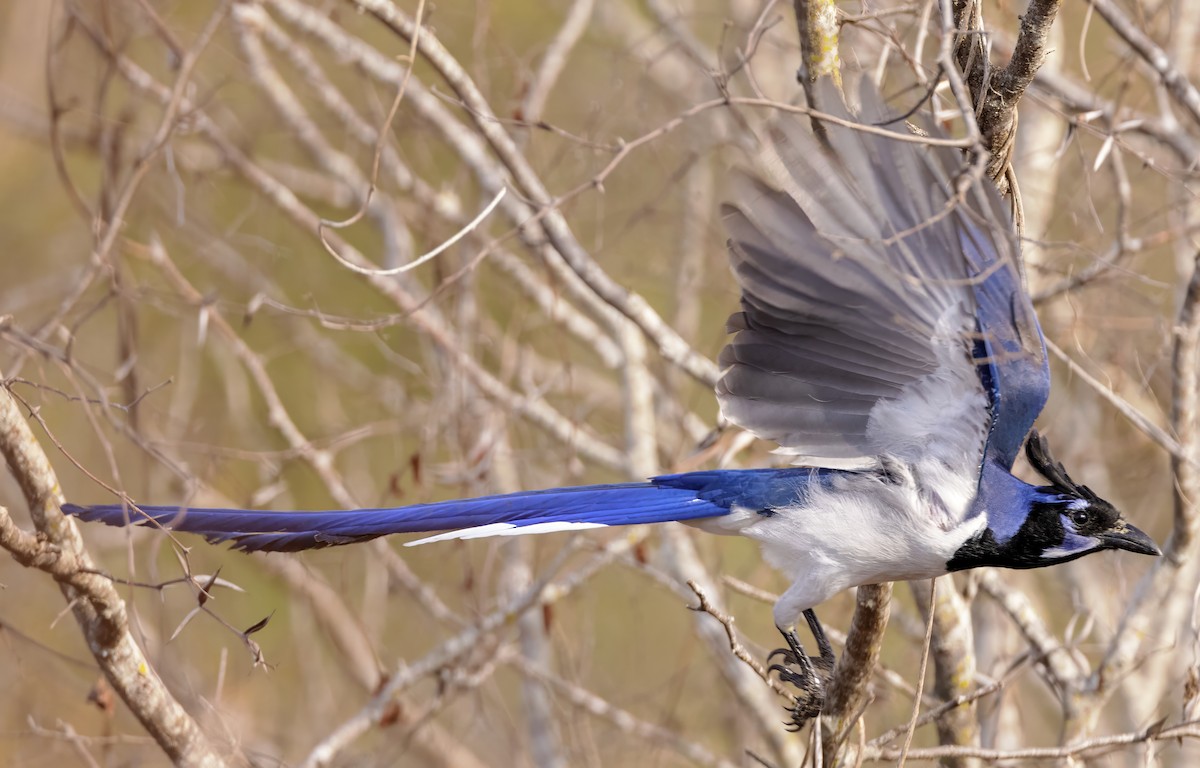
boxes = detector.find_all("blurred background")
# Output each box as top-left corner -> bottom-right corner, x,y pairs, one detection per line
0,1 -> 1196,766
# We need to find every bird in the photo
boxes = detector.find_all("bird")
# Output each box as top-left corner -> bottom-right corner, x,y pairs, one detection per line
63,82 -> 1160,726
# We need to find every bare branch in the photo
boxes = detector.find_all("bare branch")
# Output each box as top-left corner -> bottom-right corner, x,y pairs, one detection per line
1086,0 -> 1200,129
348,0 -> 722,388
822,583 -> 893,761
0,381 -> 226,766
952,0 -> 1064,195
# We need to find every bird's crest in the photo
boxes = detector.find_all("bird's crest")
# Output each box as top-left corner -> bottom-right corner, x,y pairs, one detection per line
1025,430 -> 1100,502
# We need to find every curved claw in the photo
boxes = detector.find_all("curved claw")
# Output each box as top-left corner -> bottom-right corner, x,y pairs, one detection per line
769,667 -> 808,687
768,647 -> 799,665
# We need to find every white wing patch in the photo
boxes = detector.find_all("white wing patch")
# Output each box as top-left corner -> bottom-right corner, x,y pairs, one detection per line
404,521 -> 608,547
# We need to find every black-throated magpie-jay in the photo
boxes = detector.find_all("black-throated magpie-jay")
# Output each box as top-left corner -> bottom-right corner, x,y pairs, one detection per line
64,84 -> 1160,725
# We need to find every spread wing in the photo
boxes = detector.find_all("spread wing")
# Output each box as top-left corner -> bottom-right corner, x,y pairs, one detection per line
717,82 -> 1048,472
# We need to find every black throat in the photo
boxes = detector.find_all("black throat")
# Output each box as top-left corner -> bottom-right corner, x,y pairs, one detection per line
946,500 -> 1068,571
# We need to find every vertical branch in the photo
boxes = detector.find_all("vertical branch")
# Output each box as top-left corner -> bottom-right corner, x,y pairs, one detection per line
952,0 -> 1064,195
982,0 -> 1063,185
793,0 -> 840,139
490,418 -> 566,768
821,582 -> 893,763
671,158 -> 713,351
1168,0 -> 1200,317
0,380 -> 226,767
1014,12 -> 1067,300
1097,251 -> 1200,694
951,0 -> 988,114
910,579 -> 980,768
1169,254 -> 1200,558
620,320 -> 658,479
794,0 -> 840,85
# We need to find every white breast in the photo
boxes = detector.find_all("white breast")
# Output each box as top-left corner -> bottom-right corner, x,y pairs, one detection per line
692,457 -> 986,622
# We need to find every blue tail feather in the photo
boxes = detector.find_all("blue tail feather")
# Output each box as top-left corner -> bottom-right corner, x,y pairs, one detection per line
62,468 -> 818,553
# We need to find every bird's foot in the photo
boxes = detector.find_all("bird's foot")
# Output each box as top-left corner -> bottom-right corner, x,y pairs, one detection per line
767,654 -> 824,726
767,628 -> 829,729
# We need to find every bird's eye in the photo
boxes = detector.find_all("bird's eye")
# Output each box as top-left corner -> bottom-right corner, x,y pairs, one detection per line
1071,509 -> 1090,526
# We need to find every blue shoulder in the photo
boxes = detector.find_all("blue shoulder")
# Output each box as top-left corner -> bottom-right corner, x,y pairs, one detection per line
653,467 -> 826,512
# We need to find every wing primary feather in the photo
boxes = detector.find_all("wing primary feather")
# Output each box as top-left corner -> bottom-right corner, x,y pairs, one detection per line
718,76 -> 1047,468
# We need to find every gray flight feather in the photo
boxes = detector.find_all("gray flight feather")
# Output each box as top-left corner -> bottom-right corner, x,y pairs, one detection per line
718,82 -> 1022,468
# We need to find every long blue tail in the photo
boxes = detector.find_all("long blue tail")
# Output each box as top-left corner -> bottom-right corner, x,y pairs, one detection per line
62,469 -> 807,553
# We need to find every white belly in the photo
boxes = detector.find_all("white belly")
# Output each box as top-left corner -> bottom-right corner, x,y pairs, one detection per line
692,466 -> 986,616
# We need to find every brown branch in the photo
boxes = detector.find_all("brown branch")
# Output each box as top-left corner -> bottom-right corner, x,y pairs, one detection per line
794,0 -> 839,83
1097,250 -> 1200,689
1086,0 -> 1200,130
793,0 -> 841,141
861,720 -> 1198,762
686,579 -> 800,703
0,380 -> 226,766
68,16 -> 627,472
909,579 -> 980,768
1169,251 -> 1200,556
976,570 -> 1083,697
346,0 -> 722,389
953,0 -> 1064,195
821,582 -> 893,762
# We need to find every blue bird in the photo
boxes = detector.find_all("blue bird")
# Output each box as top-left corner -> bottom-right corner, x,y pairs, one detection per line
64,85 -> 1160,724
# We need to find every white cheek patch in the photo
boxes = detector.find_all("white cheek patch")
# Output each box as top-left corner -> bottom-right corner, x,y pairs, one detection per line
1041,532 -> 1098,560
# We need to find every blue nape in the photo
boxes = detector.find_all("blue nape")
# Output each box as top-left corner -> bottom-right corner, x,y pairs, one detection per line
62,468 -> 820,553
971,459 -> 1042,543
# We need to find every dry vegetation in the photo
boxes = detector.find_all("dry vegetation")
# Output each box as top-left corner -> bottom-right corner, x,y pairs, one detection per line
0,0 -> 1198,766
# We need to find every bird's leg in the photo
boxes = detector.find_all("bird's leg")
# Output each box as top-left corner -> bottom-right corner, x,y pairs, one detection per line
803,608 -> 836,676
768,608 -> 834,728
